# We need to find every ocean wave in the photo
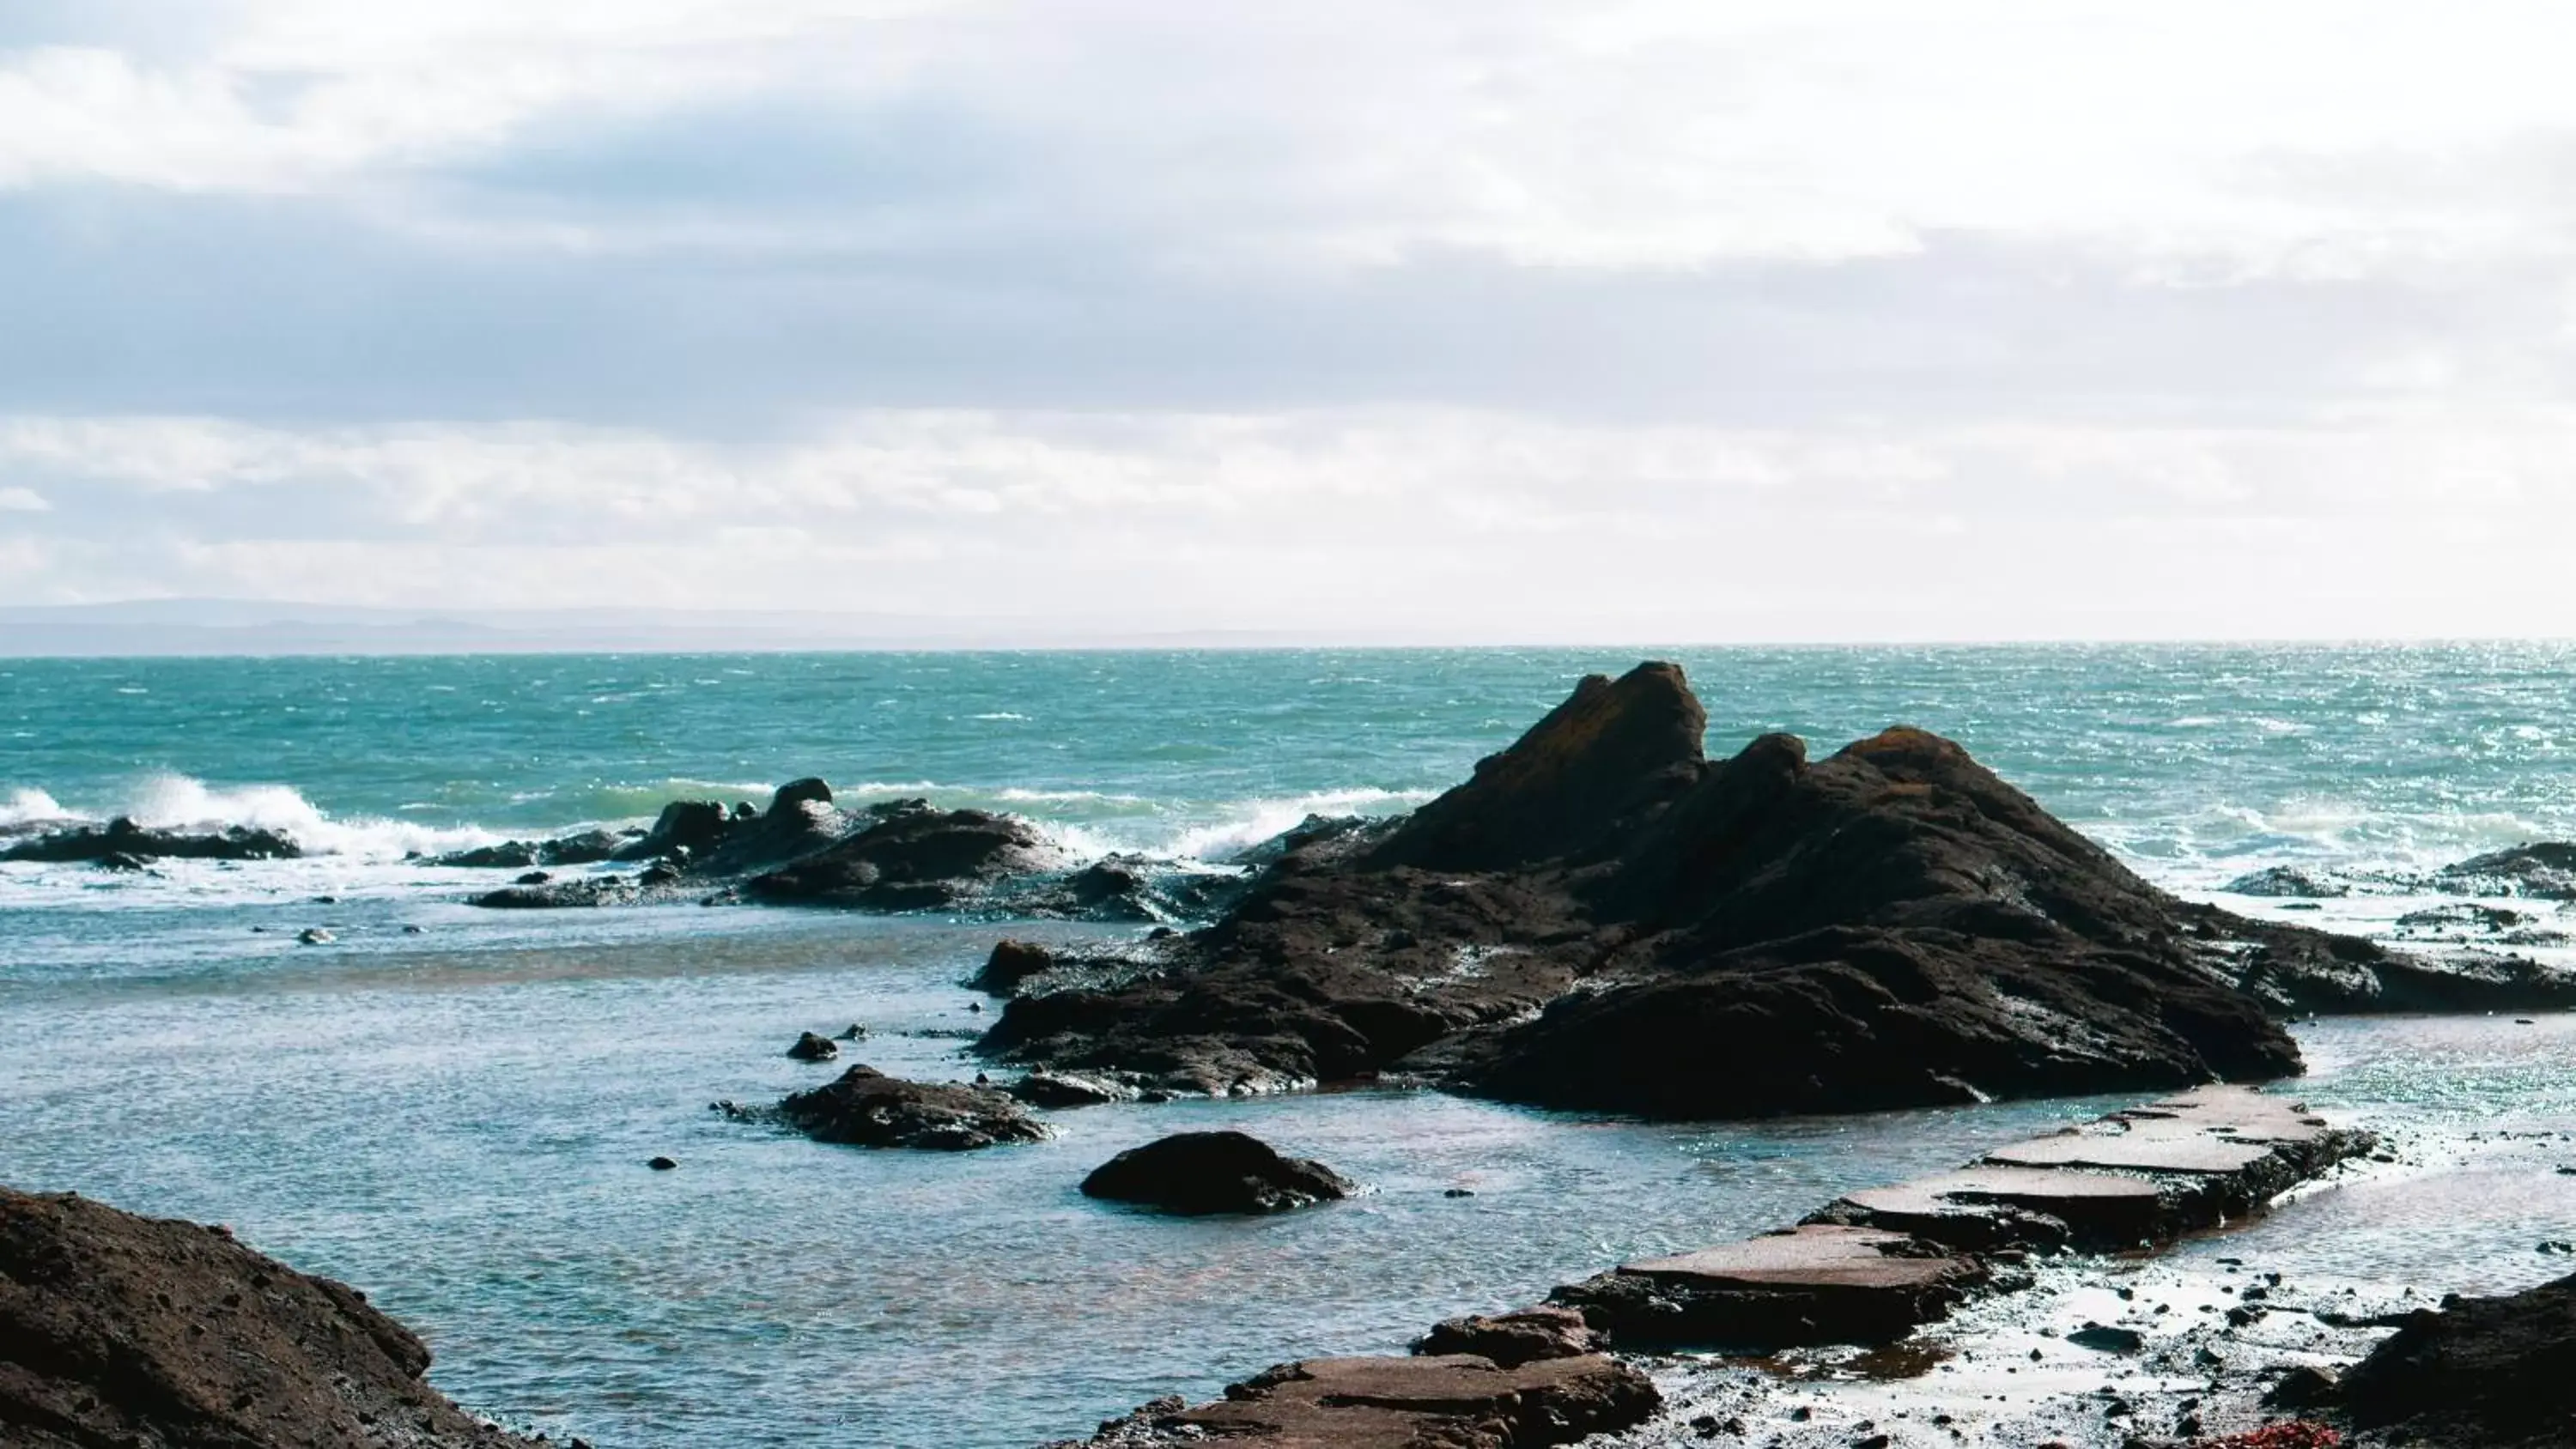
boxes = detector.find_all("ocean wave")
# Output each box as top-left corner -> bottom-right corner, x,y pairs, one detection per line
9,773 -> 499,860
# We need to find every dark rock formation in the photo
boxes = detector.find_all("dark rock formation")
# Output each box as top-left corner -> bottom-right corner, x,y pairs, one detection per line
972,939 -> 1058,996
0,1185 -> 535,1448
2339,1271 -> 2576,1447
743,798 -> 1063,910
981,662 -> 2501,1115
1054,1353 -> 1658,1449
1,816 -> 302,864
1413,1306 -> 1603,1367
1078,1131 -> 1352,1215
786,1030 -> 839,1061
774,1064 -> 1049,1150
434,829 -> 635,870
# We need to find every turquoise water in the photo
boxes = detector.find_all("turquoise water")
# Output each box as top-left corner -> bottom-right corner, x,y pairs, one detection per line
4,645 -> 2575,1446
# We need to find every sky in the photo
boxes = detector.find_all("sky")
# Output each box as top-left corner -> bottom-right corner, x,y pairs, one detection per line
4,1 -> 2576,641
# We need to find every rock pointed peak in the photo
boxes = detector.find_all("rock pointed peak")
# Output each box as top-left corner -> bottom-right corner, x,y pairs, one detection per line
1371,661 -> 1707,871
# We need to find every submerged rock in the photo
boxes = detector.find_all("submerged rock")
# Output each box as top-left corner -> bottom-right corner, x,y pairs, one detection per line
1079,1131 -> 1352,1215
786,1030 -> 839,1061
0,1185 -> 537,1448
981,662 -> 2483,1115
2222,865 -> 2353,898
0,816 -> 302,864
775,1064 -> 1049,1150
2340,1271 -> 2576,1447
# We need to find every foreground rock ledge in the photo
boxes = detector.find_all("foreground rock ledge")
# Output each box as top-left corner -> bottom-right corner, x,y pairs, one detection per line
1052,1353 -> 1659,1449
981,661 -> 2567,1113
0,1185 -> 537,1449
2339,1270 -> 2576,1448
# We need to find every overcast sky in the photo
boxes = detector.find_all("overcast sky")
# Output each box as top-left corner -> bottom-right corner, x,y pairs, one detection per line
3,2 -> 2574,640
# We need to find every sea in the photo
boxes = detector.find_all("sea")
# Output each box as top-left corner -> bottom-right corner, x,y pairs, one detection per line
4,645 -> 2574,1447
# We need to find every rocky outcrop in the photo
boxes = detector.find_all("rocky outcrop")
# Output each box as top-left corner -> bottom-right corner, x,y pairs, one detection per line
1,817 -> 301,864
2434,842 -> 2576,900
771,1064 -> 1049,1150
981,662 -> 2482,1115
1054,1354 -> 1658,1449
1078,1131 -> 1352,1215
0,1185 -> 535,1449
431,829 -> 635,869
741,799 -> 1064,910
2339,1271 -> 2576,1447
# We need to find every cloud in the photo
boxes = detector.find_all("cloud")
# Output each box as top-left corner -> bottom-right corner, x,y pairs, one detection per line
2,3 -> 2572,637
5,406 -> 2575,639
0,485 -> 50,511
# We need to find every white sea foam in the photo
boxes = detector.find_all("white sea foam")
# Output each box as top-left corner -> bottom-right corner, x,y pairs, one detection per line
19,773 -> 501,861
0,787 -> 68,827
1169,788 -> 1432,861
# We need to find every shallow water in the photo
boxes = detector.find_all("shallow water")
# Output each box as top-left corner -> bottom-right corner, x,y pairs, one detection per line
2,916 -> 2147,1448
5,646 -> 2576,1445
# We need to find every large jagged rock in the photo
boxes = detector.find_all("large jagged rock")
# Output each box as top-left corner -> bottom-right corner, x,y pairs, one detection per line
0,1185 -> 536,1449
1079,1131 -> 1352,1215
2338,1272 -> 2576,1448
773,1064 -> 1050,1150
1367,660 -> 1707,871
980,662 -> 2537,1117
1,816 -> 302,864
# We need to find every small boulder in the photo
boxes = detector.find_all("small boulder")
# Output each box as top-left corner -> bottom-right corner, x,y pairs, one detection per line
647,1156 -> 678,1171
1413,1306 -> 1603,1367
787,1031 -> 840,1062
770,777 -> 834,814
972,938 -> 1057,995
1079,1131 -> 1352,1215
296,927 -> 335,945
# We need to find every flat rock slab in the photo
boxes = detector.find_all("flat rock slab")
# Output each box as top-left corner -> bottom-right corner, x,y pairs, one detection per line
1831,1166 -> 2166,1251
1622,1224 -> 1967,1291
1984,1084 -> 2334,1175
1073,1353 -> 1660,1448
1552,1226 -> 1985,1349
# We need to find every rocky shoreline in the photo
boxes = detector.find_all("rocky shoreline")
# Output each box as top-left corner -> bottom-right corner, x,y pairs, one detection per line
17,661 -> 2576,1447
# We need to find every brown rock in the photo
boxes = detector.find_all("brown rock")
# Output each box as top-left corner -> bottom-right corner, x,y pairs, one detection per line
1412,1305 -> 1602,1367
0,1185 -> 535,1448
1061,1353 -> 1659,1448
